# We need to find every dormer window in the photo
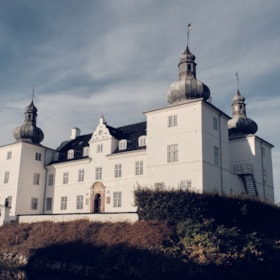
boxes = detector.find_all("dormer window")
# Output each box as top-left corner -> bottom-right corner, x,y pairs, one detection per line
83,147 -> 89,157
138,136 -> 146,147
67,149 -> 74,159
119,140 -> 127,150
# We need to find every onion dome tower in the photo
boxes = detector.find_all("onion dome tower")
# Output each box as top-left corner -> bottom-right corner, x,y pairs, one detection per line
13,98 -> 44,144
167,24 -> 210,104
228,73 -> 258,138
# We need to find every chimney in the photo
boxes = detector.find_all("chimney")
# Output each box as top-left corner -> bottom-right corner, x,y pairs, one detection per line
70,127 -> 81,140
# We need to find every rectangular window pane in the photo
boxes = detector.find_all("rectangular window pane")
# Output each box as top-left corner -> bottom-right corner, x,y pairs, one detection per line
213,117 -> 218,130
33,173 -> 40,185
48,174 -> 54,186
7,151 -> 12,160
4,171 -> 9,184
60,196 -> 67,210
135,161 -> 143,175
46,197 -> 52,211
78,169 -> 84,182
114,164 -> 122,178
113,192 -> 122,208
167,144 -> 178,162
35,152 -> 42,161
168,115 -> 177,127
214,146 -> 219,165
97,144 -> 103,153
63,172 -> 69,184
76,195 -> 84,209
95,167 -> 102,180
31,198 -> 38,210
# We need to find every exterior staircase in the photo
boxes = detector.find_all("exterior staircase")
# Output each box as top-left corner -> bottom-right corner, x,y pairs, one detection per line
233,164 -> 258,197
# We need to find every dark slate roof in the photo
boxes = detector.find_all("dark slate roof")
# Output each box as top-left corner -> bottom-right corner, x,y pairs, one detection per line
53,121 -> 147,163
109,121 -> 147,153
56,134 -> 92,162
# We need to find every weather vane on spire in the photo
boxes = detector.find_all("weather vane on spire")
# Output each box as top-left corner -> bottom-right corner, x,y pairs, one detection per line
187,23 -> 191,47
32,85 -> 35,102
235,72 -> 240,91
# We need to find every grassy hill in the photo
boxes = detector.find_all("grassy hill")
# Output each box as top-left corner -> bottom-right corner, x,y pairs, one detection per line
1,190 -> 280,279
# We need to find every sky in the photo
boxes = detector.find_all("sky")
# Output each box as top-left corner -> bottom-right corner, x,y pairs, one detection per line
0,0 -> 279,201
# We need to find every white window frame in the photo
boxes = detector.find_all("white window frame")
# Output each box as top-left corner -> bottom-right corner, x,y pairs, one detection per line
113,192 -> 122,208
67,149 -> 74,159
119,140 -> 127,150
33,173 -> 40,185
97,144 -> 103,153
95,167 -> 102,180
167,144 -> 178,162
35,152 -> 42,161
76,195 -> 84,209
168,114 -> 177,127
31,198 -> 38,210
114,164 -> 122,178
138,136 -> 146,147
135,161 -> 144,176
4,171 -> 9,184
78,169 -> 85,182
83,146 -> 89,157
214,146 -> 219,165
63,172 -> 69,184
179,180 -> 192,190
60,196 -> 67,210
48,174 -> 54,186
6,151 -> 12,160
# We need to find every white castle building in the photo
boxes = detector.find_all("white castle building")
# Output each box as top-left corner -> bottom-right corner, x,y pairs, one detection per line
0,36 -> 274,222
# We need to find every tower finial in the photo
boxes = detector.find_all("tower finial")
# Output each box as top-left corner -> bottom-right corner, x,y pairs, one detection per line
187,23 -> 191,47
235,72 -> 240,92
32,85 -> 35,102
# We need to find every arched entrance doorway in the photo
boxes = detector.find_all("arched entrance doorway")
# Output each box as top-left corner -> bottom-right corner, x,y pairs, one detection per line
94,193 -> 101,213
90,182 -> 105,213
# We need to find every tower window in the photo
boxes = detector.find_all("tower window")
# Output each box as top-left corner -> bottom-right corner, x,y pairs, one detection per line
4,171 -> 10,184
167,144 -> 178,162
214,146 -> 219,165
35,152 -> 42,161
213,117 -> 218,130
31,198 -> 38,210
168,115 -> 177,127
33,173 -> 40,185
6,151 -> 12,160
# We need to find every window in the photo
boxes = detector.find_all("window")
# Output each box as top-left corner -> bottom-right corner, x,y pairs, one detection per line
213,117 -> 218,130
138,136 -> 146,147
33,173 -> 40,185
154,182 -> 165,190
4,171 -> 9,184
95,167 -> 102,180
114,164 -> 122,178
97,144 -> 103,153
261,146 -> 266,157
168,114 -> 177,127
31,198 -> 38,210
214,146 -> 219,165
5,196 -> 12,208
76,195 -> 84,209
78,169 -> 85,182
35,152 -> 42,161
83,147 -> 89,157
60,196 -> 67,210
67,149 -> 74,159
167,144 -> 178,162
46,197 -> 52,211
135,161 -> 144,175
6,151 -> 12,160
179,180 -> 192,190
48,174 -> 54,186
113,192 -> 122,208
63,172 -> 69,184
119,140 -> 127,150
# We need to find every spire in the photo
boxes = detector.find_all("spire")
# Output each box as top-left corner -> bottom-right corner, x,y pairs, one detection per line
187,23 -> 191,47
